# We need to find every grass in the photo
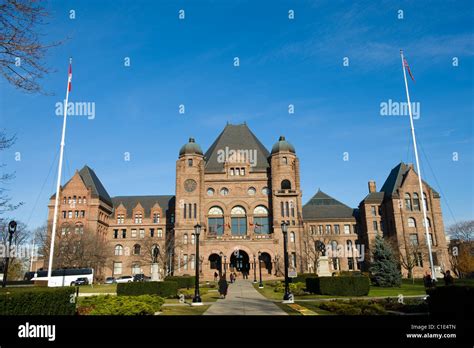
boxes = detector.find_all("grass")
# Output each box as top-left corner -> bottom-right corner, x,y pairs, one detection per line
160,304 -> 210,315
78,284 -> 117,294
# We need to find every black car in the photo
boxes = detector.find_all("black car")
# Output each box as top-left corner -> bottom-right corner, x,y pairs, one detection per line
71,277 -> 89,286
133,274 -> 151,282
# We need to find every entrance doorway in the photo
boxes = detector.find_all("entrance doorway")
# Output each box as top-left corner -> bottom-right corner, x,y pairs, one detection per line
229,250 -> 250,275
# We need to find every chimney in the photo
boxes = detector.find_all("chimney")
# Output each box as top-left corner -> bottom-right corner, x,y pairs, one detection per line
368,180 -> 376,193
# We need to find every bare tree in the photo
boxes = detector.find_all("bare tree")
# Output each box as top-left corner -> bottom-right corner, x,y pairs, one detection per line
300,227 -> 331,274
0,0 -> 62,93
38,224 -> 112,281
447,220 -> 474,242
0,219 -> 30,279
447,220 -> 474,278
390,235 -> 427,282
0,131 -> 23,215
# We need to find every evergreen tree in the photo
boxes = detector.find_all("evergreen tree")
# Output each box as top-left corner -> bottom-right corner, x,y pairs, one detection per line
370,235 -> 402,287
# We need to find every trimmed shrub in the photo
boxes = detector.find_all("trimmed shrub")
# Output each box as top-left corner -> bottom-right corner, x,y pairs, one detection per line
306,276 -> 370,296
289,282 -> 306,296
117,281 -> 178,298
164,276 -> 195,289
427,285 -> 473,317
0,287 -> 76,315
319,300 -> 386,315
78,295 -> 164,315
291,273 -> 316,284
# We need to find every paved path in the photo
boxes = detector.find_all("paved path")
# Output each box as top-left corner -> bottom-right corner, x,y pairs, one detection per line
203,279 -> 287,315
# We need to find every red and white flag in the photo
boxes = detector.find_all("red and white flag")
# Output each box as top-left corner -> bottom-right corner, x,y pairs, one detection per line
403,58 -> 415,82
68,59 -> 72,92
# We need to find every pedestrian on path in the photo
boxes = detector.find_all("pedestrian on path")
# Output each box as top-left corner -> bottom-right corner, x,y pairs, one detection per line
218,274 -> 228,299
214,271 -> 218,282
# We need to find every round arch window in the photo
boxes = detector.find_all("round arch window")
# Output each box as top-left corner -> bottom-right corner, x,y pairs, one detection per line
248,187 -> 256,196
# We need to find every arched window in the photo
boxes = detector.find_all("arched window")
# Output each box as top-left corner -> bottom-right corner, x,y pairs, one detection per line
423,218 -> 431,228
115,244 -> 123,256
208,206 -> 224,236
330,241 -> 339,270
423,193 -> 429,211
408,217 -> 416,228
133,244 -> 141,255
404,193 -> 412,211
75,223 -> 84,234
290,232 -> 295,243
191,233 -> 195,244
253,205 -> 270,234
413,193 -> 420,211
231,206 -> 247,235
281,179 -> 291,190
132,264 -> 141,275
61,223 -> 70,235
183,233 -> 188,244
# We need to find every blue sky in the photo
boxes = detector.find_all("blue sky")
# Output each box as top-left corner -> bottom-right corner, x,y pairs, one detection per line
1,0 -> 473,230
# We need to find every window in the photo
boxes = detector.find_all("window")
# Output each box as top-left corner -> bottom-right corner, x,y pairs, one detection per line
262,187 -> 270,195
133,244 -> 141,255
117,214 -> 124,224
122,229 -> 127,238
135,213 -> 143,224
282,157 -> 288,165
68,211 -> 72,218
62,211 -> 66,218
428,233 -> 434,246
131,229 -> 137,238
230,168 -> 234,176
68,197 -> 71,204
188,159 -> 193,167
113,262 -> 122,275
75,210 -> 79,218
413,193 -> 420,211
325,225 -> 331,234
73,196 -> 77,204
115,245 -> 123,256
80,210 -> 85,218
61,224 -> 69,235
113,229 -> 118,239
220,187 -> 229,196
409,233 -> 419,246
415,253 -> 423,267
207,188 -> 215,196
253,205 -> 270,234
132,264 -> 141,275
247,187 -> 256,196
408,218 -> 416,228
344,225 -> 351,234
194,203 -> 197,219
139,229 -> 145,238
188,203 -> 192,219
183,254 -> 188,270
190,254 -> 195,270
183,204 -> 186,219
208,206 -> 224,236
241,168 -> 245,175
191,233 -> 195,245
231,206 -> 247,235
150,228 -> 154,237
280,202 -> 284,217
153,213 -> 160,223
371,206 -> 377,217
78,197 -> 82,204
235,168 -> 240,176
281,179 -> 291,190
290,232 -> 295,243
285,202 -> 289,217
63,197 -> 66,204
318,225 -> 323,235
75,224 -> 83,234
423,193 -> 429,211
373,221 -> 378,231
157,229 -> 163,238
334,225 -> 340,234
83,197 -> 87,204
404,193 -> 412,211
291,252 -> 297,268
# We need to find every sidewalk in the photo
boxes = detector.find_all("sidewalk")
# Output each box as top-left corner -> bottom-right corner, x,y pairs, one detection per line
203,279 -> 287,315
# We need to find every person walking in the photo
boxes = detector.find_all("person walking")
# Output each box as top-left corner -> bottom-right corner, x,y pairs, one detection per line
443,270 -> 454,286
218,274 -> 228,299
214,271 -> 218,282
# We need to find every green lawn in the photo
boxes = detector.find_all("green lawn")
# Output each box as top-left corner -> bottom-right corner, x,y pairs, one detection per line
78,284 -> 117,294
160,304 -> 210,315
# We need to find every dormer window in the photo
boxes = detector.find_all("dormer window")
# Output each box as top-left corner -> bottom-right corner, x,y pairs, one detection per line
117,214 -> 125,224
153,213 -> 160,224
135,213 -> 143,224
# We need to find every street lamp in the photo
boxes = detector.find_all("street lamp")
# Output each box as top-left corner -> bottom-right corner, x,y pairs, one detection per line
224,255 -> 227,274
281,222 -> 292,302
253,255 -> 257,283
258,251 -> 264,288
192,224 -> 202,306
2,220 -> 17,288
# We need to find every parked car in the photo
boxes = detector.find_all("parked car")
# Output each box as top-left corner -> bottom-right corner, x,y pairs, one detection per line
115,276 -> 133,283
71,277 -> 89,286
133,274 -> 151,282
105,277 -> 116,284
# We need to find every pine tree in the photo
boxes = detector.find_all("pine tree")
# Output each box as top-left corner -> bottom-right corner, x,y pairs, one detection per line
370,235 -> 402,287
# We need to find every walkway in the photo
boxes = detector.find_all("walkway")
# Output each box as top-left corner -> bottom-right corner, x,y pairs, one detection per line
204,279 -> 287,315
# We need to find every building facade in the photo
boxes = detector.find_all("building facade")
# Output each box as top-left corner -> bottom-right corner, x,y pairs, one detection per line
44,123 -> 449,280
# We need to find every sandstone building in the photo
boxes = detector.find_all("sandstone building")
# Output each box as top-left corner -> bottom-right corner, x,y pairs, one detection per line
45,123 -> 449,280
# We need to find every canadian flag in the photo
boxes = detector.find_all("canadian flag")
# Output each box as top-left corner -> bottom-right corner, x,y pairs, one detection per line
403,58 -> 415,82
68,59 -> 72,92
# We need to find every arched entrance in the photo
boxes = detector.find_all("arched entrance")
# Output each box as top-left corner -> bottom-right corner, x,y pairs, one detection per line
208,253 -> 222,274
260,252 -> 272,274
229,249 -> 250,275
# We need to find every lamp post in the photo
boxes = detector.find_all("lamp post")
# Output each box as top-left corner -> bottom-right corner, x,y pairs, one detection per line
219,252 -> 223,277
224,255 -> 227,274
258,251 -> 264,288
192,224 -> 202,306
281,222 -> 292,302
2,221 -> 17,288
253,255 -> 257,283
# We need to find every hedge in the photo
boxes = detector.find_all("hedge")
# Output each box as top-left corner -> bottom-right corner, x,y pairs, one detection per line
117,281 -> 178,298
306,276 -> 370,296
290,273 -> 316,284
164,276 -> 195,289
427,285 -> 473,317
0,287 -> 76,315
78,295 -> 164,315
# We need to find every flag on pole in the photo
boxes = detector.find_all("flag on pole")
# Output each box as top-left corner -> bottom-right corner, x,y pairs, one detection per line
403,58 -> 415,82
68,58 -> 72,92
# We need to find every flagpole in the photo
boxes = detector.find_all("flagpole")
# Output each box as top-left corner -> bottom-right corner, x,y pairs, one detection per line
399,50 -> 436,281
47,58 -> 72,286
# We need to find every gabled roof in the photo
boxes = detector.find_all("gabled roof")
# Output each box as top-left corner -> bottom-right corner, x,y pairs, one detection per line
379,162 -> 439,199
303,190 -> 356,220
78,166 -> 113,206
204,123 -> 270,173
111,195 -> 175,218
